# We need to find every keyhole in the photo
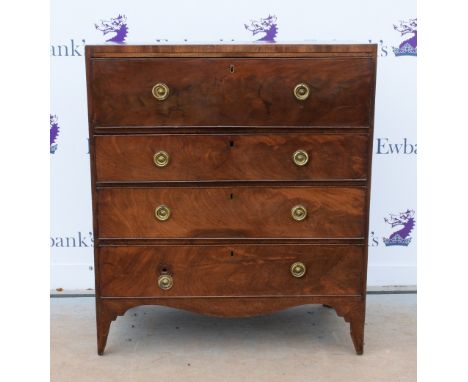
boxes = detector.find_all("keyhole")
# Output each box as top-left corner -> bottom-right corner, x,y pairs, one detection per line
230,251 -> 234,257
230,193 -> 234,199
229,140 -> 234,147
229,64 -> 235,73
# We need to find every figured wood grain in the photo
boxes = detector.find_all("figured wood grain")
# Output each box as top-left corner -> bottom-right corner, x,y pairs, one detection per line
99,244 -> 363,297
97,186 -> 366,239
90,58 -> 373,127
87,44 -> 376,57
86,43 -> 377,355
95,133 -> 368,182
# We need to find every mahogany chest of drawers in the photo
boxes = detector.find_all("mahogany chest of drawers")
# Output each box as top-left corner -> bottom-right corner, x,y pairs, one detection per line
85,44 -> 377,355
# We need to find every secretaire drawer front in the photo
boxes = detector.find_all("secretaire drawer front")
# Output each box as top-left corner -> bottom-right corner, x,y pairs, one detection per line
95,133 -> 368,182
99,245 -> 363,297
90,58 -> 373,127
97,187 -> 366,239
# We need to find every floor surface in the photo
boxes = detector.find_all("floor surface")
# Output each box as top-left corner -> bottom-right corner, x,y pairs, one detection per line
51,294 -> 416,382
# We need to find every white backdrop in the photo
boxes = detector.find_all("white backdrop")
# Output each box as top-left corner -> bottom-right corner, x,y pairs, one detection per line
50,0 -> 416,289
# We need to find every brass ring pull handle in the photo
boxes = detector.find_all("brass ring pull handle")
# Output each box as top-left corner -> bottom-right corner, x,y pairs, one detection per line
291,205 -> 307,221
152,83 -> 170,100
290,262 -> 307,278
158,274 -> 173,290
155,205 -> 171,221
294,83 -> 310,101
292,150 -> 309,166
153,151 -> 170,167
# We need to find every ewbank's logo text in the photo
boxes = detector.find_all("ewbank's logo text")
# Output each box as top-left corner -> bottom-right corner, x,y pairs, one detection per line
376,138 -> 417,155
50,39 -> 86,57
50,232 -> 94,248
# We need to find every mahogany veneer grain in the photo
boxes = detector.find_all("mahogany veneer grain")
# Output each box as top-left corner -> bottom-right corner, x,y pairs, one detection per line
86,43 -> 377,356
90,58 -> 373,127
95,133 -> 368,182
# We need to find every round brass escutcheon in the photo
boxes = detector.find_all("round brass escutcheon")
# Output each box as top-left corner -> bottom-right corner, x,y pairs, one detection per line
293,83 -> 310,101
152,83 -> 170,101
290,262 -> 307,278
291,205 -> 307,221
153,151 -> 170,167
292,149 -> 309,166
158,274 -> 173,290
155,205 -> 171,221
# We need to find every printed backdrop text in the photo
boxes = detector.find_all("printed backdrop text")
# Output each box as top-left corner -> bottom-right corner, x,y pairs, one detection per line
50,0 -> 417,288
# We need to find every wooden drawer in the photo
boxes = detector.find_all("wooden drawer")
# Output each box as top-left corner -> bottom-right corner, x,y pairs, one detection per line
99,245 -> 363,297
97,186 -> 366,239
95,133 -> 369,182
90,58 -> 373,127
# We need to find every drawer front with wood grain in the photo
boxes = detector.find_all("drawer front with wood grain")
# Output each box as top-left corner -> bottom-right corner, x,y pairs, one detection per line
95,133 -> 369,182
97,186 -> 366,239
99,245 -> 364,297
90,58 -> 374,127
